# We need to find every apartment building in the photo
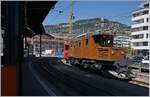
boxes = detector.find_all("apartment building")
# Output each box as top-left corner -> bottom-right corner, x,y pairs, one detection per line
131,1 -> 150,56
114,35 -> 131,48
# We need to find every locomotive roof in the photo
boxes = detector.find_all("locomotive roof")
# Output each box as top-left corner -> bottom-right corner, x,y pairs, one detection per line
76,32 -> 93,38
72,31 -> 114,42
94,30 -> 114,36
76,31 -> 113,38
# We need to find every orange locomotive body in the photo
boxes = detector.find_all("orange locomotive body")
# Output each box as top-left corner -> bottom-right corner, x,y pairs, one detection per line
68,31 -> 126,70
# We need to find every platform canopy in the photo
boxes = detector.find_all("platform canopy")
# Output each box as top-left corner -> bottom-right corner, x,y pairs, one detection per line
24,1 -> 57,37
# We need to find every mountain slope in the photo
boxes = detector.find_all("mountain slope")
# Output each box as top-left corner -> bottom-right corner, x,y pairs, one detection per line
44,17 -> 131,36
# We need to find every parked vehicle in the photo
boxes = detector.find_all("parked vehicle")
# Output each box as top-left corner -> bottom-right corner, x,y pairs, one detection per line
142,55 -> 149,64
132,56 -> 144,63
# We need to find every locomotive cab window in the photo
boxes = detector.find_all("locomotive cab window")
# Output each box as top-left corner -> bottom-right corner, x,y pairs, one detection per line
93,34 -> 113,47
86,39 -> 89,47
79,42 -> 81,47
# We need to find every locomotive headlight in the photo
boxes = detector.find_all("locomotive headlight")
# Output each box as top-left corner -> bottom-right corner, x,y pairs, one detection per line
112,50 -> 115,54
121,51 -> 124,54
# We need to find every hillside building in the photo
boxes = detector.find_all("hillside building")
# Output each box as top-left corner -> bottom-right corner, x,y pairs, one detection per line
114,35 -> 131,48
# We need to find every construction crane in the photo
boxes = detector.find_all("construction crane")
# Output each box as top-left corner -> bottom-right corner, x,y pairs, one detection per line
68,0 -> 75,34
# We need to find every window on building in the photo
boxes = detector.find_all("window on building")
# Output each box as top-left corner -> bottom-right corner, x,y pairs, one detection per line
133,42 -> 139,46
35,44 -> 38,47
49,45 -> 52,48
139,34 -> 144,38
132,26 -> 148,32
146,34 -> 149,38
133,10 -> 149,17
144,3 -> 149,8
146,18 -> 149,22
143,42 -> 148,46
35,47 -> 39,51
133,13 -> 139,17
143,26 -> 148,30
133,42 -> 148,46
133,26 -> 148,31
143,11 -> 149,15
132,28 -> 137,32
139,42 -> 142,46
134,19 -> 144,24
132,34 -> 144,39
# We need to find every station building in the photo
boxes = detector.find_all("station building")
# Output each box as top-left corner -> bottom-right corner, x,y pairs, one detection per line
26,33 -> 67,56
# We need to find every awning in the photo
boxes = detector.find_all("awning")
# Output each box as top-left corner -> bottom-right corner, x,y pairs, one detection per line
25,1 -> 57,37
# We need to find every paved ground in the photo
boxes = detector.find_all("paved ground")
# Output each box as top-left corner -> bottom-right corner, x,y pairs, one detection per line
22,57 -> 49,96
21,57 -> 149,96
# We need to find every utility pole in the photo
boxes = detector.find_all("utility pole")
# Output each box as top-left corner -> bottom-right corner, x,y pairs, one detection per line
69,0 -> 74,34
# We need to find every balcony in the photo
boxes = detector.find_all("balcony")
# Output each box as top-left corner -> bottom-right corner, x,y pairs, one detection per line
132,8 -> 149,16
130,38 -> 149,42
131,22 -> 149,28
131,30 -> 148,35
132,14 -> 149,21
131,45 -> 149,50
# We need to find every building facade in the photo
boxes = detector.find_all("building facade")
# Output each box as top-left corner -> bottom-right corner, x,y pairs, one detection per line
114,35 -> 131,48
131,1 -> 150,56
26,33 -> 67,56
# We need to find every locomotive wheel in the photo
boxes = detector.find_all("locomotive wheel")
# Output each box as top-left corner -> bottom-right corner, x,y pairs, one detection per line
84,65 -> 88,68
96,64 -> 102,70
83,62 -> 89,68
92,63 -> 102,70
101,70 -> 117,79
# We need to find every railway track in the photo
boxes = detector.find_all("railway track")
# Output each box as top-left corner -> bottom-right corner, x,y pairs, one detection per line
40,63 -> 114,95
129,80 -> 149,88
62,59 -> 149,85
33,57 -> 149,96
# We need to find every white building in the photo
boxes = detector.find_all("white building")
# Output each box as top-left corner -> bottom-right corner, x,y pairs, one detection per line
131,1 -> 150,56
114,35 -> 131,48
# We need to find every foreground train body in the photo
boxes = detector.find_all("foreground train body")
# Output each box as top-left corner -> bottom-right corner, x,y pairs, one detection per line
64,31 -> 131,79
64,32 -> 132,79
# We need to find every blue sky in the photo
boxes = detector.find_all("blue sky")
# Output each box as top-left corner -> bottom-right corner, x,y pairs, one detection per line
43,1 -> 141,26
